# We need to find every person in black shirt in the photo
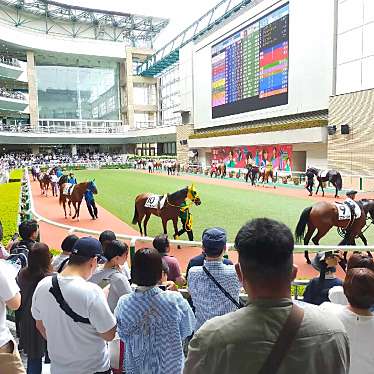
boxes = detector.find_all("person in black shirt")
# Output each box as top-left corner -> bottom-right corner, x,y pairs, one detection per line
305,169 -> 315,196
303,251 -> 343,305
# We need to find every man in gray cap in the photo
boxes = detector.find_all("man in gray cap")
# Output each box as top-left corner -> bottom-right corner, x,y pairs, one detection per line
188,228 -> 241,331
31,237 -> 116,374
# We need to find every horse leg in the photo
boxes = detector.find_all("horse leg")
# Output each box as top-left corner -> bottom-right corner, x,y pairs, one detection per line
72,202 -> 77,219
68,200 -> 72,216
334,183 -> 338,198
162,218 -> 168,236
143,213 -> 151,237
62,201 -> 67,219
315,182 -> 320,195
76,201 -> 82,221
311,226 -> 330,245
304,224 -> 315,264
321,183 -> 325,197
172,217 -> 179,238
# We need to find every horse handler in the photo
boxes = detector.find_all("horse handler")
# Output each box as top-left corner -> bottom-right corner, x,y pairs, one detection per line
84,187 -> 98,220
175,200 -> 194,241
305,169 -> 315,196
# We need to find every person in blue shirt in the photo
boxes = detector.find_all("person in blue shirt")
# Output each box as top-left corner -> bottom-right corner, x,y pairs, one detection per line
56,167 -> 63,178
84,187 -> 98,220
67,173 -> 77,185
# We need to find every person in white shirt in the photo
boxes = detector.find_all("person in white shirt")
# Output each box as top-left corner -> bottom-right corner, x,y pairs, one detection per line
50,172 -> 59,197
321,267 -> 374,374
51,234 -> 79,273
31,237 -> 116,374
0,260 -> 25,374
89,240 -> 132,312
329,252 -> 374,306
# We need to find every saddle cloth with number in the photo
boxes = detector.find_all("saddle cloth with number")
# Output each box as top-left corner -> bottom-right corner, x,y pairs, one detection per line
318,170 -> 329,178
335,201 -> 362,221
63,183 -> 74,196
144,195 -> 167,209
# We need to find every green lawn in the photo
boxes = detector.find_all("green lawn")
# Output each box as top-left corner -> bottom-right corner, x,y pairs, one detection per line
73,169 -> 374,248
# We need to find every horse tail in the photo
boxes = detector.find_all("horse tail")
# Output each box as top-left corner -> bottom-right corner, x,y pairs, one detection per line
295,206 -> 312,243
132,203 -> 138,224
336,173 -> 342,190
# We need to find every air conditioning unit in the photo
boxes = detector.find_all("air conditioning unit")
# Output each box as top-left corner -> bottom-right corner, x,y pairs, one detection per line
327,125 -> 337,135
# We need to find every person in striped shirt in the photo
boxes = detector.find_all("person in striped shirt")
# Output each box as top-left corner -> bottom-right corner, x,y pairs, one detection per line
115,248 -> 195,374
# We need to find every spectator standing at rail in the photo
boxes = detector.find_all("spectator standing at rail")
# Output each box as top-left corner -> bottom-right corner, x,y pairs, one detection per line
328,252 -> 374,305
85,186 -> 98,220
153,234 -> 185,286
188,228 -> 241,331
31,237 -> 116,374
0,260 -> 25,374
303,251 -> 343,305
184,218 -> 350,374
321,268 -> 374,374
115,248 -> 195,374
51,234 -> 79,273
17,243 -> 52,374
89,240 -> 132,312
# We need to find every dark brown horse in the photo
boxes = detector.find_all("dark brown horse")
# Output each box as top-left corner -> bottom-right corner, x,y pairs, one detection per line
307,167 -> 342,198
59,180 -> 97,220
245,165 -> 260,186
132,184 -> 201,237
38,173 -> 51,196
295,199 -> 374,263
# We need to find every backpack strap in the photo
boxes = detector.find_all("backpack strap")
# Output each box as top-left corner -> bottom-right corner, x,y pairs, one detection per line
202,266 -> 242,309
258,304 -> 304,374
49,275 -> 90,324
57,257 -> 69,274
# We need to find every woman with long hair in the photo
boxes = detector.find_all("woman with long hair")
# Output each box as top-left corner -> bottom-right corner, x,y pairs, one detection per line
17,243 -> 52,374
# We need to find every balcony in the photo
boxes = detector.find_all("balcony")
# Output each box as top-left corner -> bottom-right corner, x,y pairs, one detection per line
0,88 -> 28,112
0,56 -> 23,80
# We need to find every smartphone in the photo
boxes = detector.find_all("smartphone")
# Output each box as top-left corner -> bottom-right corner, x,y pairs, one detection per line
12,233 -> 19,241
158,285 -> 166,291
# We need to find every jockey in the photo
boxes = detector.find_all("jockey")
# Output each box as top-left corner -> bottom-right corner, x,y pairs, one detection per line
175,200 -> 193,241
68,173 -> 77,185
344,190 -> 358,218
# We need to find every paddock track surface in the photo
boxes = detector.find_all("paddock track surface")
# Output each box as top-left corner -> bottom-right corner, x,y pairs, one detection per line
30,170 -> 363,279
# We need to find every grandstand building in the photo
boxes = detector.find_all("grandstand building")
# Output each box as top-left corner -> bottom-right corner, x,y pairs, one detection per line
1,0 -> 374,175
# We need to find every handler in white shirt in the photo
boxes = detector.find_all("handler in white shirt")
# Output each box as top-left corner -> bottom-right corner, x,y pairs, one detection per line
32,237 -> 116,374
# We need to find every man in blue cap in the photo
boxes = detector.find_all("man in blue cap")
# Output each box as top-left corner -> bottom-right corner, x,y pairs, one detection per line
188,227 -> 241,331
31,237 -> 116,374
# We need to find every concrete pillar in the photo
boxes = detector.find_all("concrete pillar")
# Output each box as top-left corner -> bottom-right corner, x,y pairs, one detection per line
125,49 -> 135,129
31,144 -> 39,154
71,144 -> 77,156
26,51 -> 39,128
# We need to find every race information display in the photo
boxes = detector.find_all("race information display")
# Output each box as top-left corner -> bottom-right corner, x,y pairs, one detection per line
211,4 -> 289,118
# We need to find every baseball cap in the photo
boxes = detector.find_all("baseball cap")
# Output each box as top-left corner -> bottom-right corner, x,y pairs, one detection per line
71,237 -> 104,260
202,227 -> 227,256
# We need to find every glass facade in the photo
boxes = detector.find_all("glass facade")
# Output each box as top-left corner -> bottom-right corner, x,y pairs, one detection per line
37,63 -> 120,120
159,63 -> 181,126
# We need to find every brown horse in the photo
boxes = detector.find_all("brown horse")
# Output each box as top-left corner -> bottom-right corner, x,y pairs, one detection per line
59,180 -> 97,220
295,199 -> 374,263
259,168 -> 276,187
38,173 -> 51,196
132,184 -> 201,237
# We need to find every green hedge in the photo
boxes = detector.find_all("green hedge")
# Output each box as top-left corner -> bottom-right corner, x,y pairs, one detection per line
100,163 -> 133,169
8,169 -> 23,182
0,182 -> 21,243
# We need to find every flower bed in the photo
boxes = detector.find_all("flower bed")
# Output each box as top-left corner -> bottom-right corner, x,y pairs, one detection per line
0,182 -> 21,242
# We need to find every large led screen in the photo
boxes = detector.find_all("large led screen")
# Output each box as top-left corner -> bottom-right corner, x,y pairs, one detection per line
211,4 -> 289,118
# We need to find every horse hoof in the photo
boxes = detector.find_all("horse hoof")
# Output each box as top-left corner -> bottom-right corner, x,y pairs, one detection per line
177,245 -> 181,249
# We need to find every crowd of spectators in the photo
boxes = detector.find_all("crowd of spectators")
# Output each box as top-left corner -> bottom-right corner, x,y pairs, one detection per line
0,217 -> 374,373
0,88 -> 25,101
0,55 -> 21,67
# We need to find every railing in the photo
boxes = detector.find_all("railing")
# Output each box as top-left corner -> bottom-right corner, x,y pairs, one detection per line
37,119 -> 128,134
0,55 -> 20,68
